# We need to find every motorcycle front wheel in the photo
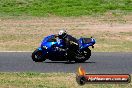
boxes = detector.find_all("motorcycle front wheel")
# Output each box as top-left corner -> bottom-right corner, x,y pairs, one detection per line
32,49 -> 46,62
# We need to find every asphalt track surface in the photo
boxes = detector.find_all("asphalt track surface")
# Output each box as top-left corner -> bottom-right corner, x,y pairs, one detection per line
0,52 -> 132,73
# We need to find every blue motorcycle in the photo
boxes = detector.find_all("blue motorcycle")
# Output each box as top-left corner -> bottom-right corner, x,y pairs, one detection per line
32,34 -> 96,63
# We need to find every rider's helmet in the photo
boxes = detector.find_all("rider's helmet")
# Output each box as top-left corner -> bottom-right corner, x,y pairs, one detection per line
58,29 -> 67,39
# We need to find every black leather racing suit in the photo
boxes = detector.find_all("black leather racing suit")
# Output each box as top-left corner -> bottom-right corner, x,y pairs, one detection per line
56,34 -> 79,57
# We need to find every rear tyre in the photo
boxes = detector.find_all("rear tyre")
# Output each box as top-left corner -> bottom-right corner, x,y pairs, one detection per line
32,49 -> 45,62
83,48 -> 91,59
75,48 -> 91,63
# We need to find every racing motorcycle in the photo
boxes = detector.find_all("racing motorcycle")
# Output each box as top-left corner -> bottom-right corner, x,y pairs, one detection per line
32,34 -> 96,63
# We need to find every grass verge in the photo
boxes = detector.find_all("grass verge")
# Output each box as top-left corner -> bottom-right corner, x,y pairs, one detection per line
0,0 -> 131,17
0,72 -> 131,88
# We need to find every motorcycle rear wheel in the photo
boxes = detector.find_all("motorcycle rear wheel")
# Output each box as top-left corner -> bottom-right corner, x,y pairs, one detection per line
75,48 -> 91,63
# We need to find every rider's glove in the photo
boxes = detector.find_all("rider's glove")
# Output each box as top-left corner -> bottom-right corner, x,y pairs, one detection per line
55,47 -> 59,51
55,47 -> 66,52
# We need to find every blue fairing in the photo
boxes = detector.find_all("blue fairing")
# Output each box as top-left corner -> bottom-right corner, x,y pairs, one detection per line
41,35 -> 57,49
79,38 -> 96,49
41,35 -> 55,43
37,47 -> 42,51
39,35 -> 65,55
41,35 -> 65,48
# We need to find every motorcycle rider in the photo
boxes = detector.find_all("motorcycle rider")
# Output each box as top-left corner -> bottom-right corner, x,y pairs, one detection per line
55,29 -> 79,52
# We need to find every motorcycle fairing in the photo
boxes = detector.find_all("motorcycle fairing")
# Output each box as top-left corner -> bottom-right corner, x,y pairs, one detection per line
78,38 -> 96,50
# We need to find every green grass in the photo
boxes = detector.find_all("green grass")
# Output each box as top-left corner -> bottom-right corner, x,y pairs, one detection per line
93,39 -> 132,52
0,0 -> 131,17
0,72 -> 131,88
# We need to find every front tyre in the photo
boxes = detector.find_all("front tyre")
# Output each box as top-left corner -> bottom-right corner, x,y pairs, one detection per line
75,48 -> 91,63
32,49 -> 45,62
